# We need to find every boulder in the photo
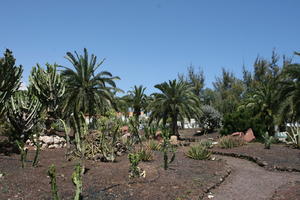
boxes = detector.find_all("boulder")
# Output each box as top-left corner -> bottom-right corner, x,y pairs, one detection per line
40,136 -> 54,144
244,128 -> 255,142
170,135 -> 179,145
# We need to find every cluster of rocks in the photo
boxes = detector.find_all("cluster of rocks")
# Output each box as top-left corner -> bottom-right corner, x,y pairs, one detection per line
26,135 -> 67,149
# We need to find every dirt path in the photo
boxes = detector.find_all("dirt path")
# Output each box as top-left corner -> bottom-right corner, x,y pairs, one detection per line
204,156 -> 300,200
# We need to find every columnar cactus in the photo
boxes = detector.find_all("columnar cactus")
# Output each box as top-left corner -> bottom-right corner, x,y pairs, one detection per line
30,63 -> 65,134
72,163 -> 84,200
48,164 -> 60,200
0,49 -> 23,115
8,91 -> 41,167
161,128 -> 176,170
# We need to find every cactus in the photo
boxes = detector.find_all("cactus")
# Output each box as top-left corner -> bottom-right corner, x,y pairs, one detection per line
128,152 -> 145,178
161,128 -> 176,170
32,133 -> 41,167
72,163 -> 84,200
0,49 -> 23,115
73,113 -> 88,158
30,63 -> 65,135
48,164 -> 60,200
262,132 -> 274,149
8,91 -> 41,168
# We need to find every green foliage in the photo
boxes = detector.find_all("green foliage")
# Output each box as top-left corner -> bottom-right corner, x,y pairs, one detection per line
199,139 -> 213,149
48,164 -> 60,200
262,132 -> 275,149
61,48 -> 120,116
136,147 -> 153,161
8,91 -> 41,167
198,105 -> 222,133
145,140 -> 161,151
220,108 -> 266,138
124,85 -> 148,119
161,128 -> 176,170
128,152 -> 145,178
149,79 -> 201,136
30,63 -> 65,134
186,143 -> 212,160
72,163 -> 84,200
218,136 -> 245,149
142,122 -> 158,139
0,49 -> 23,115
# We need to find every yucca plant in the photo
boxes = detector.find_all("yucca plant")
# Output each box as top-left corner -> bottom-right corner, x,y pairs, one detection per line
137,147 -> 153,162
145,139 -> 161,151
8,91 -> 41,168
0,49 -> 23,116
218,136 -> 245,149
30,63 -> 65,134
186,144 -> 212,160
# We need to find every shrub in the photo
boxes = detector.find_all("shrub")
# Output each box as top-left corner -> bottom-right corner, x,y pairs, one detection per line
137,147 -> 153,161
199,139 -> 213,149
128,153 -> 145,178
198,105 -> 222,133
186,144 -> 212,160
218,136 -> 245,149
262,132 -> 275,149
145,140 -> 161,151
220,108 -> 266,138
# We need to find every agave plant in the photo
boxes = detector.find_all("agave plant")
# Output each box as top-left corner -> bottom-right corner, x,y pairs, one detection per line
30,63 -> 65,134
8,91 -> 41,167
0,49 -> 23,115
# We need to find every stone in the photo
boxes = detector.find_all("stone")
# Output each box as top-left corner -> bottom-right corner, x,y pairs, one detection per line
244,128 -> 255,142
231,132 -> 244,137
170,135 -> 179,145
53,144 -> 60,148
53,136 -> 61,144
121,132 -> 131,143
41,144 -> 48,149
48,144 -> 55,149
40,136 -> 54,144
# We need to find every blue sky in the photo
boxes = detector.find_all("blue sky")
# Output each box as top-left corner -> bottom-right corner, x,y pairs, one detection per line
1,0 -> 299,94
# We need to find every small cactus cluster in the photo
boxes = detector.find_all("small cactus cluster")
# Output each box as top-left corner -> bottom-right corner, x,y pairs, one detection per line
161,128 -> 176,170
128,152 -> 146,178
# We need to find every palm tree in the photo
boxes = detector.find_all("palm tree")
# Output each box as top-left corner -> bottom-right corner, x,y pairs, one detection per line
149,80 -> 201,137
124,85 -> 147,120
0,49 -> 23,115
61,48 -> 120,117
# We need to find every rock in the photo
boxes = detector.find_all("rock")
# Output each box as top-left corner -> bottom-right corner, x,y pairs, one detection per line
40,136 -> 54,144
170,136 -> 179,145
244,128 -> 255,142
53,144 -> 60,148
48,144 -> 55,149
231,132 -> 244,137
53,136 -> 61,144
121,132 -> 131,143
116,151 -> 123,156
41,144 -> 48,149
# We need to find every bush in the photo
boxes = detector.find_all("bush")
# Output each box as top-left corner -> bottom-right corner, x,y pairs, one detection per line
137,147 -> 153,161
262,132 -> 275,149
145,140 -> 161,151
186,144 -> 212,160
220,108 -> 266,138
199,139 -> 213,149
218,136 -> 245,149
198,105 -> 222,133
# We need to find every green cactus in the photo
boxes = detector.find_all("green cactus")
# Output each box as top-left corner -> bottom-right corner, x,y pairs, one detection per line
72,163 -> 84,200
8,91 -> 41,168
30,63 -> 65,135
73,113 -> 88,158
262,132 -> 275,149
32,133 -> 41,167
47,164 -> 60,200
0,49 -> 23,116
161,128 -> 176,170
128,152 -> 143,178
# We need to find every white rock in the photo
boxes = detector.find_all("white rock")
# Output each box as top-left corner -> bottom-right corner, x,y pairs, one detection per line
41,144 -> 48,149
53,136 -> 61,144
170,136 -> 179,145
40,136 -> 54,144
53,144 -> 60,148
48,144 -> 56,149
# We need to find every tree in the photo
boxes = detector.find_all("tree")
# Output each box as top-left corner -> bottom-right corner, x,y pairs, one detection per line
29,63 -> 65,134
149,80 -> 201,137
0,49 -> 23,115
124,85 -> 147,120
61,48 -> 120,117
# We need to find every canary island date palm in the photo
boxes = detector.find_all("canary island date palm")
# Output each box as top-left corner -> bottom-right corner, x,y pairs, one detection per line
0,49 -> 23,115
30,63 -> 65,134
149,80 -> 201,137
8,91 -> 41,168
124,85 -> 147,120
61,48 -> 120,117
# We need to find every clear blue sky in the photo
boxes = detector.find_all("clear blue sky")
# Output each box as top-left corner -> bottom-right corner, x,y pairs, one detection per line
1,0 -> 299,94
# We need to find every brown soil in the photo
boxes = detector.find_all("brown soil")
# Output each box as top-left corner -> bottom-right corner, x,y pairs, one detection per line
271,181 -> 300,200
212,143 -> 300,171
0,147 -> 229,200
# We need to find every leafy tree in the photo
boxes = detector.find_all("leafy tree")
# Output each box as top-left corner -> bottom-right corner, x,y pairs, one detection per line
29,63 -> 65,134
149,80 -> 201,137
213,68 -> 244,115
61,48 -> 120,117
0,49 -> 23,115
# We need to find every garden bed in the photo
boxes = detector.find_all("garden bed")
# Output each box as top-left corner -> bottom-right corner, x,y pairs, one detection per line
0,147 -> 229,200
212,143 -> 300,172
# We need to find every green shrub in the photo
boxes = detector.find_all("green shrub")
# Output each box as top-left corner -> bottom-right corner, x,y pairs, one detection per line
220,108 -> 266,138
262,132 -> 275,149
198,105 -> 222,133
128,152 -> 145,178
186,144 -> 212,160
145,140 -> 161,151
137,147 -> 153,161
199,139 -> 213,149
218,136 -> 245,149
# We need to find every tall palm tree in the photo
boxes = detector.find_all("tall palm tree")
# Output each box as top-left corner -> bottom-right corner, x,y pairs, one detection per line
124,85 -> 147,120
61,48 -> 120,117
149,80 -> 201,137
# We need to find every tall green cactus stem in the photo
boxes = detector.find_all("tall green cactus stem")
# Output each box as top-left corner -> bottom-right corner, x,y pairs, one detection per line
32,133 -> 41,167
16,140 -> 28,168
72,163 -> 84,200
8,92 -> 41,168
30,63 -> 65,135
48,164 -> 60,200
73,113 -> 88,158
128,153 -> 142,178
0,49 -> 23,116
161,128 -> 176,170
60,119 -> 71,158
